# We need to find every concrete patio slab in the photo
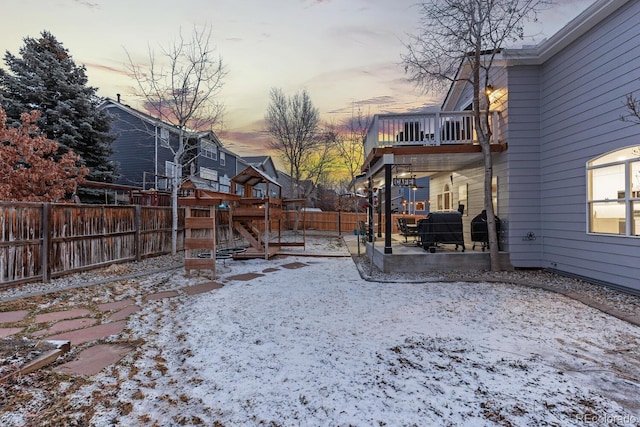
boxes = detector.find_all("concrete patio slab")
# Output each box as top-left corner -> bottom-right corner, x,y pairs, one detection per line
97,299 -> 135,312
0,327 -> 23,338
34,309 -> 92,324
32,318 -> 99,337
145,291 -> 179,301
47,320 -> 127,346
183,282 -> 223,296
226,273 -> 264,281
0,310 -> 30,323
107,305 -> 141,321
55,343 -> 134,376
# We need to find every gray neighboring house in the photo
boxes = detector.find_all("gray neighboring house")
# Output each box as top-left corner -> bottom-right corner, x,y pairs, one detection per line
239,156 -> 281,198
99,98 -> 237,194
362,0 -> 640,292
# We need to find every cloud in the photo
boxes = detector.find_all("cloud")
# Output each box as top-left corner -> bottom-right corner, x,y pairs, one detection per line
218,128 -> 274,157
84,61 -> 128,76
72,0 -> 99,8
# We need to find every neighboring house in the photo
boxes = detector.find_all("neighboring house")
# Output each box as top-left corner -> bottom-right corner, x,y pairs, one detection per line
189,130 -> 238,194
99,98 -> 237,194
242,156 -> 279,181
234,156 -> 280,198
276,170 -> 318,206
361,0 -> 640,292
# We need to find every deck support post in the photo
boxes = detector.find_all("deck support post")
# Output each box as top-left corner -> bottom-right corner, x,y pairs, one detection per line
384,163 -> 393,254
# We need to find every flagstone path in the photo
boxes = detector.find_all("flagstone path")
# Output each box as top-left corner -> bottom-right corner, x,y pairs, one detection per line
0,262 -> 311,378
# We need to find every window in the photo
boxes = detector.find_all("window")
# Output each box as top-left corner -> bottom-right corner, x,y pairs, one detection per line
587,146 -> 640,236
443,183 -> 452,210
200,167 -> 218,182
458,184 -> 468,216
492,176 -> 498,215
220,152 -> 226,166
159,128 -> 170,148
201,141 -> 218,160
165,161 -> 182,189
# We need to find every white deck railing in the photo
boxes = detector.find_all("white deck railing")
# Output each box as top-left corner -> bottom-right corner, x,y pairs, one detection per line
364,111 -> 500,156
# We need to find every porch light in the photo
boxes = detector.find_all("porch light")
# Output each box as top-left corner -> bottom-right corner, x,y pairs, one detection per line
485,85 -> 494,95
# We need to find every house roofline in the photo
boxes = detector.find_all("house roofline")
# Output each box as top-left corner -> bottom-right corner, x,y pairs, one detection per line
100,98 -> 227,146
503,0 -> 628,64
442,0 -> 627,109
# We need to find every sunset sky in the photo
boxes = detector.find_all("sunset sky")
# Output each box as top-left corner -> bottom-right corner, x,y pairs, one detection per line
1,0 -> 594,159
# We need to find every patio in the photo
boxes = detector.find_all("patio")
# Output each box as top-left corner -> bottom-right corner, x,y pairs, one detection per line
349,233 -> 512,273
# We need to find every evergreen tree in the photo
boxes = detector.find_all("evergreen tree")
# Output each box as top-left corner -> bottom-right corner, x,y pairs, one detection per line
0,30 -> 116,185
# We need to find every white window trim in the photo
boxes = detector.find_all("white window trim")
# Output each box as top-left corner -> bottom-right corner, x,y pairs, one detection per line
586,146 -> 640,237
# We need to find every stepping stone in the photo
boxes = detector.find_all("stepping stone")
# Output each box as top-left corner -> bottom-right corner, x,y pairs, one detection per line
107,305 -> 141,322
262,268 -> 280,273
183,281 -> 224,296
32,318 -> 99,337
97,299 -> 135,312
47,320 -> 127,346
0,327 -> 23,338
17,341 -> 70,376
281,262 -> 307,269
55,343 -> 134,376
145,291 -> 179,301
0,310 -> 30,323
226,273 -> 264,281
35,309 -> 92,324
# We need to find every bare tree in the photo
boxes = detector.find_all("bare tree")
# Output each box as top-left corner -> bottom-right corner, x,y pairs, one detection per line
622,90 -> 640,124
338,105 -> 370,192
302,121 -> 341,196
126,24 -> 227,254
265,88 -> 320,199
402,0 -> 550,271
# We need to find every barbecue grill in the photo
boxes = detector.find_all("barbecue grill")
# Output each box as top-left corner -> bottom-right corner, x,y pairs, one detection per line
470,210 -> 501,251
417,211 -> 465,253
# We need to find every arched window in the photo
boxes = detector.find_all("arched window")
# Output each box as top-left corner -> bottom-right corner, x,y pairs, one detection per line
443,183 -> 453,210
587,146 -> 640,236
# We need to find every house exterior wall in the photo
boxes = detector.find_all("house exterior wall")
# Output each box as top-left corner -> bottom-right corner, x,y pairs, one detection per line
194,143 -> 237,193
534,0 -> 640,290
502,65 -> 543,267
103,101 -> 239,194
104,106 -> 175,187
430,156 -> 511,253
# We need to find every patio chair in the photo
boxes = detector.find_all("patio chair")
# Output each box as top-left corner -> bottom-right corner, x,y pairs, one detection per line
397,217 -> 419,243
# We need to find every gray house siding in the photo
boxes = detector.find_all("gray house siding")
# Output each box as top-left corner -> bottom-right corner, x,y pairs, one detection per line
503,66 -> 543,267
103,106 -> 176,187
537,0 -> 640,290
429,167 -> 484,248
102,101 -> 237,194
193,136 -> 238,192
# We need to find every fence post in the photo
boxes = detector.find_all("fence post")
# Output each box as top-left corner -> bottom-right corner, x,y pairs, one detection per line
42,203 -> 51,282
135,205 -> 142,262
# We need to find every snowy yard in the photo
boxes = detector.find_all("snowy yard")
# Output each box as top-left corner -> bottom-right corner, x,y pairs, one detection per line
70,254 -> 640,426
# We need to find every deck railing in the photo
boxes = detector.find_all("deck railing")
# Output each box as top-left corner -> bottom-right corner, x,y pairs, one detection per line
365,111 -> 500,156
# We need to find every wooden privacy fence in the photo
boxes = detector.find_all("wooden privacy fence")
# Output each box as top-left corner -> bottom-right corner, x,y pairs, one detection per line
297,211 -> 391,235
1,202 -> 407,288
298,211 -> 423,235
0,202 -> 180,288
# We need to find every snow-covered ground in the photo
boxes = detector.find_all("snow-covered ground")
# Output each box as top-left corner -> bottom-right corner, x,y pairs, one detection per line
70,252 -> 640,426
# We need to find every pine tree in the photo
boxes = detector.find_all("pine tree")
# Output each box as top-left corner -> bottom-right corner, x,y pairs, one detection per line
0,107 -> 89,202
0,31 -> 116,186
